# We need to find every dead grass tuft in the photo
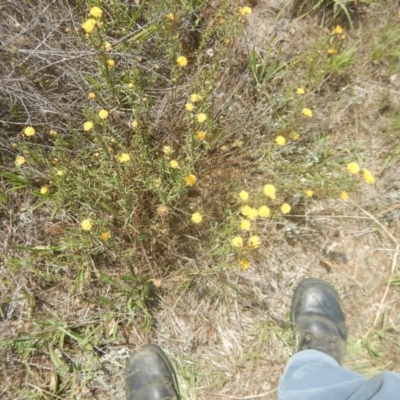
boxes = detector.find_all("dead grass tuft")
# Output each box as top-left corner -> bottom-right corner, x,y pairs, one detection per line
1,0 -> 400,398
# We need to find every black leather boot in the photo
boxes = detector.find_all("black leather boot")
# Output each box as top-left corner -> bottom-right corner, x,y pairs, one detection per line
290,278 -> 348,365
125,344 -> 180,400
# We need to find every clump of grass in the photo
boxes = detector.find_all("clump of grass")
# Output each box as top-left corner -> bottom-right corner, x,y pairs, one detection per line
0,0 -> 396,397
290,0 -> 365,28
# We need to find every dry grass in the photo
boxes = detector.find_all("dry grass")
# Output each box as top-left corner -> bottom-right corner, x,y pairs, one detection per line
1,0 -> 400,399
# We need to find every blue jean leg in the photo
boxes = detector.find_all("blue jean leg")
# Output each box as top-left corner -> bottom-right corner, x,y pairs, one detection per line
278,349 -> 400,400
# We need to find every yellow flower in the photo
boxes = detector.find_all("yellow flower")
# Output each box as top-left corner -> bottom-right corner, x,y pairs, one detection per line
239,6 -> 252,16
49,129 -> 58,136
281,203 -> 291,214
190,93 -> 202,103
89,6 -> 103,19
263,184 -> 276,199
176,56 -> 188,67
241,205 -> 251,217
170,159 -> 179,169
290,132 -> 300,140
185,174 -> 197,186
196,131 -> 206,140
363,169 -> 375,185
185,103 -> 194,111
239,190 -> 249,202
191,212 -> 203,224
128,82 -> 134,89
16,155 -> 25,166
83,121 -> 94,131
258,205 -> 270,218
333,25 -> 343,34
196,113 -> 207,123
103,41 -> 112,51
166,12 -> 175,21
240,219 -> 251,231
239,258 -> 250,270
305,189 -> 314,197
340,191 -> 349,201
98,109 -> 109,119
131,119 -> 138,129
56,170 -> 64,176
247,207 -> 258,221
302,108 -> 313,118
347,162 -> 360,175
100,231 -> 111,241
248,235 -> 261,249
231,236 -> 244,248
328,48 -> 338,55
40,186 -> 49,195
117,153 -> 130,163
275,136 -> 286,146
163,146 -> 172,155
24,126 -> 35,137
81,219 -> 92,231
107,59 -> 115,67
82,18 -> 97,34
296,87 -> 305,95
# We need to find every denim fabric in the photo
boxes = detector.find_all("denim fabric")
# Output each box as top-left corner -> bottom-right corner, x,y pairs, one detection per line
278,349 -> 400,400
